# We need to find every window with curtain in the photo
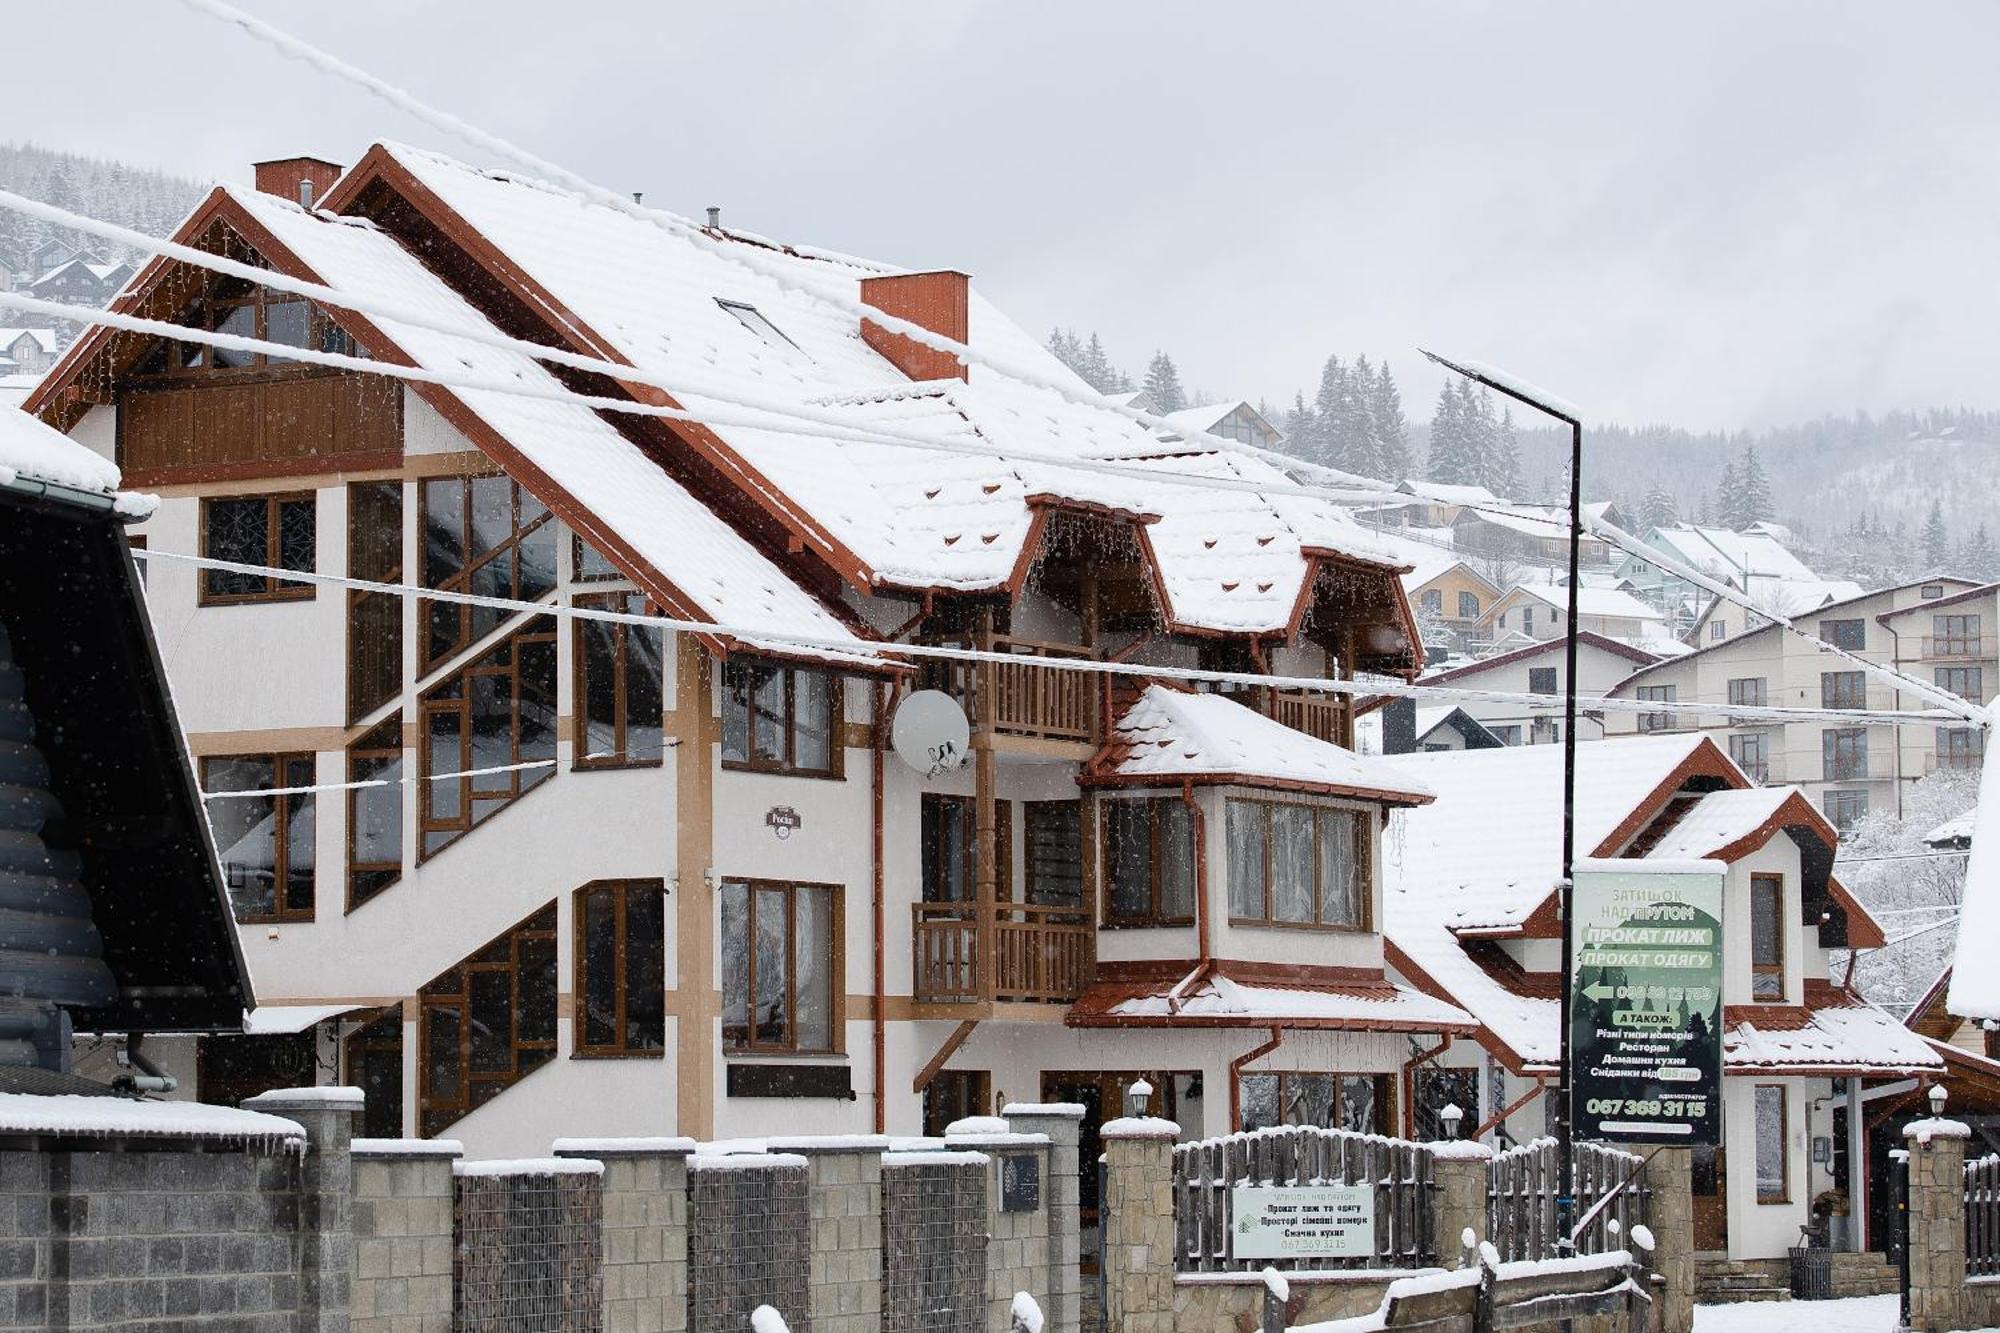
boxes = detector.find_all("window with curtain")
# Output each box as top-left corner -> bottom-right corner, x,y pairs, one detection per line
1225,799 -> 1368,929
1102,797 -> 1194,925
720,880 -> 839,1053
1750,874 -> 1784,1001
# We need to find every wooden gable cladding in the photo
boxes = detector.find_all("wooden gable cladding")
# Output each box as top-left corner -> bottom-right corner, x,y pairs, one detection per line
119,371 -> 401,485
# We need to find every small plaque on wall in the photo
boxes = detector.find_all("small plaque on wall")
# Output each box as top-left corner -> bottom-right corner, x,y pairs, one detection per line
726,1062 -> 855,1100
1001,1153 -> 1041,1212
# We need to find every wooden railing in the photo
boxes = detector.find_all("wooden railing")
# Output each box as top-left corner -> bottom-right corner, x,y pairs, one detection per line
911,902 -> 1093,1005
1265,687 -> 1352,747
919,634 -> 1101,745
1488,1138 -> 1649,1262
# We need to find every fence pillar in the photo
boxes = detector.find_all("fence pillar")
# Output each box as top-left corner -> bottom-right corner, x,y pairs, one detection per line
555,1137 -> 696,1333
1004,1104 -> 1085,1333
1644,1147 -> 1694,1333
1099,1114 -> 1178,1333
1904,1117 -> 1971,1333
351,1138 -> 460,1333
775,1136 -> 887,1333
244,1086 -> 363,1333
1427,1142 -> 1491,1269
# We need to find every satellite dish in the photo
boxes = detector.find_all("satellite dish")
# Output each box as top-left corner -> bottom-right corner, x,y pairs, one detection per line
891,690 -> 971,779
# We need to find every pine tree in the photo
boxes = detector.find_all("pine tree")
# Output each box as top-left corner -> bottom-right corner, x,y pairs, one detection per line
1961,524 -> 1998,580
1047,328 -> 1084,378
1640,484 -> 1679,531
1310,356 -> 1347,470
1327,355 -> 1378,475
1084,333 -> 1131,393
1426,380 -> 1474,484
1714,457 -> 1742,527
1488,404 -> 1522,498
1923,500 -> 1952,569
1142,352 -> 1187,415
1280,392 -> 1316,464
1368,360 -> 1412,480
1735,446 -> 1773,527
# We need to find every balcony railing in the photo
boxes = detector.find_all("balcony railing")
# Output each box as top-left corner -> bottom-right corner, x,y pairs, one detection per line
912,902 -> 1094,1005
920,633 -> 1101,746
1921,635 -> 1996,660
1265,688 -> 1353,748
1929,749 -> 1986,774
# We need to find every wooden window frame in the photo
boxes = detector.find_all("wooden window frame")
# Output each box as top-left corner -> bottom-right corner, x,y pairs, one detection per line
341,1008 -> 405,1141
720,878 -> 844,1056
573,591 -> 665,771
202,752 -> 316,924
720,658 -> 844,779
1225,796 -> 1373,933
418,474 -> 558,671
572,532 -> 625,583
572,879 -> 668,1060
1754,1084 -> 1790,1204
345,480 -> 404,725
1750,873 -> 1785,1003
346,716 -> 404,912
198,492 -> 317,606
1101,796 -> 1195,928
1024,799 -> 1084,909
417,903 -> 557,1138
1237,1070 -> 1394,1134
1818,618 -> 1866,652
417,617 -> 558,863
1821,670 -> 1866,711
1726,677 -> 1767,708
134,274 -> 363,384
920,794 -> 1014,904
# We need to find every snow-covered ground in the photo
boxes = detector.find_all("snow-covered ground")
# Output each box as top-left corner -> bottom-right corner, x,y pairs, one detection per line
1694,1294 -> 1998,1332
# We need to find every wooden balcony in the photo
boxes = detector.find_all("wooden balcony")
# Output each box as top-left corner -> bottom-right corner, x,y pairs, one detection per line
1264,688 -> 1353,748
920,633 -> 1103,757
912,902 -> 1094,1006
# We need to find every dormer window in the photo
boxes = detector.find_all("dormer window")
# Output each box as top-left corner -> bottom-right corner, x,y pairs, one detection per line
716,298 -> 806,358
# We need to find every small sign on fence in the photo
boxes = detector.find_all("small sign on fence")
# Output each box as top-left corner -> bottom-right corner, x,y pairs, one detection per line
1230,1184 -> 1375,1260
1569,860 -> 1725,1146
1001,1153 -> 1041,1212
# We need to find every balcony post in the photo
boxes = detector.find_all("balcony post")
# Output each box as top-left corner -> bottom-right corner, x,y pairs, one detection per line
974,613 -> 999,999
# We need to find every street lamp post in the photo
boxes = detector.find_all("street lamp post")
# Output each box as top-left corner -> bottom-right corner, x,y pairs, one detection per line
1420,349 -> 1584,1251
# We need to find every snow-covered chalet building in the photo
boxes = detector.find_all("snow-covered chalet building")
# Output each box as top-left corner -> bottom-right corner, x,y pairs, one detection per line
1380,733 -> 1939,1269
24,149 -> 1481,1169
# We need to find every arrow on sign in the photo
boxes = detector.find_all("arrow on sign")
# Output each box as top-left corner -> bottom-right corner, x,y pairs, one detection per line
1582,982 -> 1618,1002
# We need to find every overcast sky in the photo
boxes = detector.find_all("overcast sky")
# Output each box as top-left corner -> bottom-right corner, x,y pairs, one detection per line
19,1 -> 2000,430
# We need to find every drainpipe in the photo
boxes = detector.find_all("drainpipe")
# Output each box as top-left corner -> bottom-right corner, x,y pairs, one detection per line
1165,781 -> 1212,1014
1885,620 -> 1906,818
1228,1026 -> 1284,1132
872,681 -> 890,1134
1399,1034 -> 1453,1138
114,1032 -> 178,1094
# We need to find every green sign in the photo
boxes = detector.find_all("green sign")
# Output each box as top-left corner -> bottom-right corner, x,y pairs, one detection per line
1568,862 -> 1724,1146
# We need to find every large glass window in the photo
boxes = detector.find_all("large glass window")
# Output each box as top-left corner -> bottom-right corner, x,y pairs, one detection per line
1103,797 -> 1194,925
1636,684 -> 1676,733
346,716 -> 402,911
1226,800 -> 1368,929
920,795 -> 1012,904
138,286 -> 362,377
346,481 -> 403,723
1938,726 -> 1987,772
1239,1072 -> 1393,1134
418,618 -> 558,859
1727,677 -> 1767,708
1727,732 -> 1768,783
721,660 -> 839,777
1821,671 -> 1866,710
720,880 -> 838,1053
1822,727 -> 1869,782
419,475 -> 557,668
1528,667 -> 1558,695
342,1010 -> 404,1141
1754,1085 -> 1789,1203
1457,591 -> 1480,619
1818,619 -> 1866,651
1823,789 -> 1868,832
1750,874 -> 1784,1001
1025,801 -> 1084,909
1934,613 -> 1982,656
574,880 -> 667,1058
575,592 -> 665,768
204,753 -> 315,923
417,904 -> 556,1137
1936,666 -> 1985,701
201,494 -> 315,605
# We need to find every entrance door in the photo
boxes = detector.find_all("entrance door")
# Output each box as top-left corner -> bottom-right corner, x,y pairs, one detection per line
923,1069 -> 992,1137
1043,1070 -> 1180,1275
1693,1145 -> 1728,1251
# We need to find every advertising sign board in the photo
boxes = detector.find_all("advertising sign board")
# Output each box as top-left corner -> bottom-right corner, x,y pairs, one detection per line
1231,1184 -> 1375,1260
1569,860 -> 1725,1146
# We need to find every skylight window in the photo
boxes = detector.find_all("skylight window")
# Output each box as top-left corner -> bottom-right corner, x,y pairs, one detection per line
716,298 -> 807,359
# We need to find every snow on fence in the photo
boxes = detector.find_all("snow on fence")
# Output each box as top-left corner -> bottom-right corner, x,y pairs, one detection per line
1486,1138 -> 1649,1263
1171,1125 -> 1435,1272
1967,1152 -> 2000,1278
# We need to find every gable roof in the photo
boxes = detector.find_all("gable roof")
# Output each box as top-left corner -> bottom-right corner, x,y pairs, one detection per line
0,329 -> 58,355
1083,684 -> 1434,806
1641,523 -> 1819,585
321,143 -> 1418,650
1878,580 -> 1999,622
1157,401 -> 1275,440
1419,630 -> 1663,683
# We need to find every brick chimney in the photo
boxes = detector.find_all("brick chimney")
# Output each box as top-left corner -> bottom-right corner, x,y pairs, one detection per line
252,156 -> 345,208
859,270 -> 969,382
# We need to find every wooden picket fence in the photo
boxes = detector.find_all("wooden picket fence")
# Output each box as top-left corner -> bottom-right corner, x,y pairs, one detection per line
1172,1125 -> 1435,1273
1967,1152 -> 2000,1278
1487,1138 -> 1650,1263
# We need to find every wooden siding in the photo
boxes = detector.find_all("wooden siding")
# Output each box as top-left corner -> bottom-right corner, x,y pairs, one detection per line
119,372 -> 402,482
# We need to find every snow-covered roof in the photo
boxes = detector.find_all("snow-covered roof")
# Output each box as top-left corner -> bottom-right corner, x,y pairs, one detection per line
1725,989 -> 1942,1074
226,186 -> 879,668
1159,401 -> 1261,437
1397,480 -> 1498,506
1643,524 -> 1818,586
1,403 -> 124,500
1364,530 -> 1482,596
242,1002 -> 365,1035
371,144 -> 1411,637
1086,685 -> 1433,805
1502,583 -> 1662,623
1640,788 -> 1794,860
1457,502 -> 1609,544
1925,810 -> 1976,848
0,329 -> 57,354
1421,631 -> 1662,683
0,1092 -> 305,1148
1068,966 -> 1476,1034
